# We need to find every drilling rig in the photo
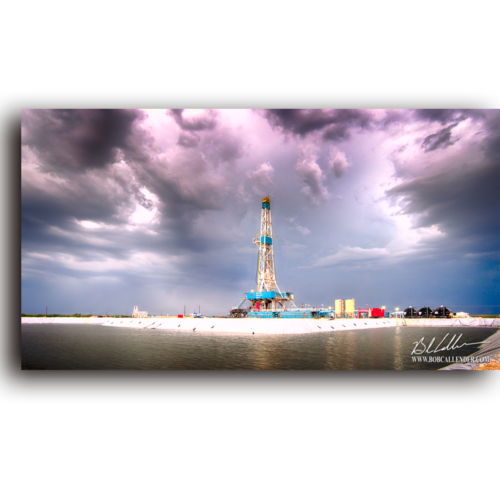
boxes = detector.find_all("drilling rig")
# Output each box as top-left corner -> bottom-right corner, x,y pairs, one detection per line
230,196 -> 293,317
230,197 -> 332,319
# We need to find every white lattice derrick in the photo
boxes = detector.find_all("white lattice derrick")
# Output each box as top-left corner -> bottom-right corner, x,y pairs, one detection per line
253,196 -> 283,294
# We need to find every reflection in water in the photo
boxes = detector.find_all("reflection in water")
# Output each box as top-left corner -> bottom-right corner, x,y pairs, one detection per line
250,334 -> 279,370
341,332 -> 358,370
21,324 -> 499,370
325,336 -> 337,370
393,328 -> 404,370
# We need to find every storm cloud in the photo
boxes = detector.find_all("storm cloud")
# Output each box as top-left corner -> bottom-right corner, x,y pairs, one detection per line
22,109 -> 149,174
168,109 -> 218,132
329,146 -> 351,178
295,146 -> 329,204
263,109 -> 374,142
414,109 -> 463,124
386,159 -> 499,254
421,122 -> 460,152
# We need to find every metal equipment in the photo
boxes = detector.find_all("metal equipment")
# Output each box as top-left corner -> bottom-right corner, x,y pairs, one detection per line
404,307 -> 418,318
418,307 -> 433,318
433,306 -> 453,318
357,307 -> 385,318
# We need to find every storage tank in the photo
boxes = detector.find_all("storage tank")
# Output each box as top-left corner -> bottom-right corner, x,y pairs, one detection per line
345,299 -> 355,318
335,299 -> 345,317
418,307 -> 433,318
404,307 -> 418,318
433,306 -> 453,318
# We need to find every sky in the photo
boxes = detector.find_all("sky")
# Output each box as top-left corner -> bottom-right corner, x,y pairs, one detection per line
21,109 -> 500,316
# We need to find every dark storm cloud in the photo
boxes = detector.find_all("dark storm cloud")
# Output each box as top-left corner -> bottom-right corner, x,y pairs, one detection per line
22,162 -> 140,223
21,180 -> 143,264
169,109 -> 218,131
379,109 -> 408,127
414,109 -> 489,124
386,159 -> 500,255
421,123 -> 460,152
388,111 -> 500,262
201,127 -> 243,164
133,167 -> 220,236
22,109 -> 149,173
414,109 -> 462,124
481,109 -> 500,162
21,176 -> 212,281
322,124 -> 352,141
22,108 -> 247,261
262,109 -> 374,142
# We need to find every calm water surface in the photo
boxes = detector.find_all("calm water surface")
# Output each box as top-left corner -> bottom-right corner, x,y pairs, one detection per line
21,324 -> 498,370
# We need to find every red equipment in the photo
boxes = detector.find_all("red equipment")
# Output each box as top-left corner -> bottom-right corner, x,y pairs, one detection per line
370,308 -> 385,318
356,307 -> 385,318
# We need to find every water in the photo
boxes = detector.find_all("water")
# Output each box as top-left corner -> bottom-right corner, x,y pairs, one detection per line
21,324 -> 499,370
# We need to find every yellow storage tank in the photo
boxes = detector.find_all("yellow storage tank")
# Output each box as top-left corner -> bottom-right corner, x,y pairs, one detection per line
345,299 -> 356,318
335,299 -> 345,317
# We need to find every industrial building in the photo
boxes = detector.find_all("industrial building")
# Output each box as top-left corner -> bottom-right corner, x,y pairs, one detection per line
132,306 -> 148,318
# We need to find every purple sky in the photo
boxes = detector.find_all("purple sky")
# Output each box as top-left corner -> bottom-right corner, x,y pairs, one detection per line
21,109 -> 500,315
